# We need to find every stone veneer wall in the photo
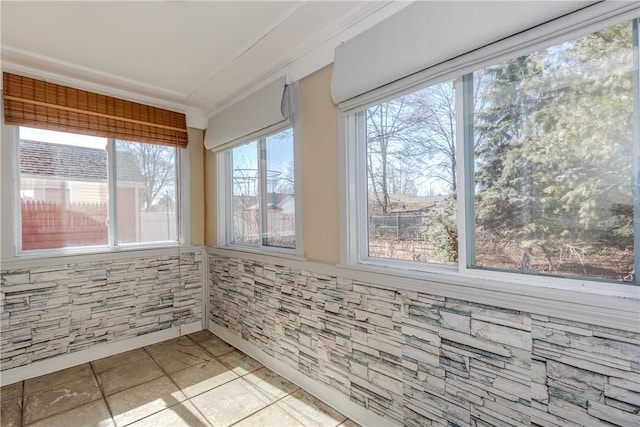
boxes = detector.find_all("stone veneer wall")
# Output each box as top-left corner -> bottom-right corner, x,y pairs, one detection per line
1,250 -> 203,370
208,254 -> 640,427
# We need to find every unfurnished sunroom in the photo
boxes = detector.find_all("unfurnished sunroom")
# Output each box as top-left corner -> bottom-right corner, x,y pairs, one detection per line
1,1 -> 639,427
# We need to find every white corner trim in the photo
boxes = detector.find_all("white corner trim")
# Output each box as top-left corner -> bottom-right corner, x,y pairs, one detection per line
202,249 -> 210,331
0,120 -> 16,262
179,147 -> 192,247
208,323 -> 395,427
0,321 -> 202,386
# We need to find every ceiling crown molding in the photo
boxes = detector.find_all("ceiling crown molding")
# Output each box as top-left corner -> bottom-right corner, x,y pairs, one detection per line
204,1 -> 412,118
1,1 -> 411,129
0,58 -> 207,129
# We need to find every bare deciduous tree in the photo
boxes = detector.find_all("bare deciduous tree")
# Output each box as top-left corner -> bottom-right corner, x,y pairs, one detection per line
117,141 -> 176,212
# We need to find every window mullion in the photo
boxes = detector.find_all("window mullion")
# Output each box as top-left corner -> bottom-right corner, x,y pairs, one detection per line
454,77 -> 466,272
258,139 -> 268,247
460,74 -> 476,271
220,150 -> 232,246
176,147 -> 185,245
107,140 -> 118,248
633,18 -> 639,284
355,111 -> 369,263
342,112 -> 363,264
12,126 -> 22,255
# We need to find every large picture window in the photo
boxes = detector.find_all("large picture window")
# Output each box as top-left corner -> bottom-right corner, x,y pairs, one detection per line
347,18 -> 638,285
468,20 -> 635,281
227,127 -> 296,250
18,127 -> 179,252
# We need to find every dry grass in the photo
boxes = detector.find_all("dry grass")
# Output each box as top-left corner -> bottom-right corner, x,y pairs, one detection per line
369,236 -> 455,265
368,236 -> 633,282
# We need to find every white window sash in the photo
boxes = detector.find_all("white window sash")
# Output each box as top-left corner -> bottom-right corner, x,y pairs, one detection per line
216,81 -> 302,257
219,125 -> 299,255
10,129 -> 184,256
340,12 -> 640,297
107,140 -> 118,247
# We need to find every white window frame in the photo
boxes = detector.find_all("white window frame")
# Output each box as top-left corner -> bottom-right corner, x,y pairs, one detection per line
5,125 -> 190,258
216,122 -> 303,259
340,7 -> 640,299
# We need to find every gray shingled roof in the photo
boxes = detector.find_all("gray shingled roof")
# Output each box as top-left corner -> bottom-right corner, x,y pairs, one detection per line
20,140 -> 145,184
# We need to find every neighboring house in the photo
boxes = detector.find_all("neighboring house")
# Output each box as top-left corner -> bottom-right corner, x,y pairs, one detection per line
19,139 -> 147,246
273,193 -> 295,215
264,193 -> 295,241
20,140 -> 109,204
236,192 -> 296,242
20,139 -> 145,203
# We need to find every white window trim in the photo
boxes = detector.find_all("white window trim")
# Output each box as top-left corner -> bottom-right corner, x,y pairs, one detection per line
106,139 -> 117,248
2,124 -> 190,260
339,10 -> 640,301
292,86 -> 304,259
216,83 -> 303,259
216,124 -> 303,259
179,138 -> 192,247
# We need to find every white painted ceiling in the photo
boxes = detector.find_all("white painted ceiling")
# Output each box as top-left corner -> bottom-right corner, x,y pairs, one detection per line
1,1 -> 409,127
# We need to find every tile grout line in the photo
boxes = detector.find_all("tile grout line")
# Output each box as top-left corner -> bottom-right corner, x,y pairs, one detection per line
88,361 -> 117,426
277,392 -> 348,427
20,365 -> 109,427
170,333 -> 273,425
91,343 -> 197,426
139,337 -> 215,427
19,380 -> 24,427
202,332 -> 352,427
194,332 -> 351,427
10,332 -> 353,427
188,333 -> 296,427
225,384 -> 302,427
138,335 -> 239,403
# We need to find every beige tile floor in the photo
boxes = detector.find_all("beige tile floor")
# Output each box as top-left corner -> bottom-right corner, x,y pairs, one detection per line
0,331 -> 359,427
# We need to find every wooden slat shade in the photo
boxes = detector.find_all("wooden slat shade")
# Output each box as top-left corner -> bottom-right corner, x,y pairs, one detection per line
3,72 -> 188,148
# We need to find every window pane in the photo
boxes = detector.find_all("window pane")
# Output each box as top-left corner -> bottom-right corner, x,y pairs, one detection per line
366,81 -> 457,264
19,127 -> 108,250
264,129 -> 295,248
231,141 -> 259,245
472,21 -> 634,282
115,141 -> 177,243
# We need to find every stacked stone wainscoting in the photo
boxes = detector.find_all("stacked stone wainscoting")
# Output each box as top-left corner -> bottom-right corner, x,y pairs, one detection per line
1,250 -> 203,371
208,254 -> 640,427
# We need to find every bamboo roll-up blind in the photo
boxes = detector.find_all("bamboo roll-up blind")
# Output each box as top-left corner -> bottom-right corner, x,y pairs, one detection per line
3,72 -> 188,148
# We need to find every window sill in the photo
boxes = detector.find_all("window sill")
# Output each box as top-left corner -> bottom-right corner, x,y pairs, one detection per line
1,244 -> 201,270
340,260 -> 639,299
210,245 -> 307,265
349,259 -> 639,299
334,261 -> 640,331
